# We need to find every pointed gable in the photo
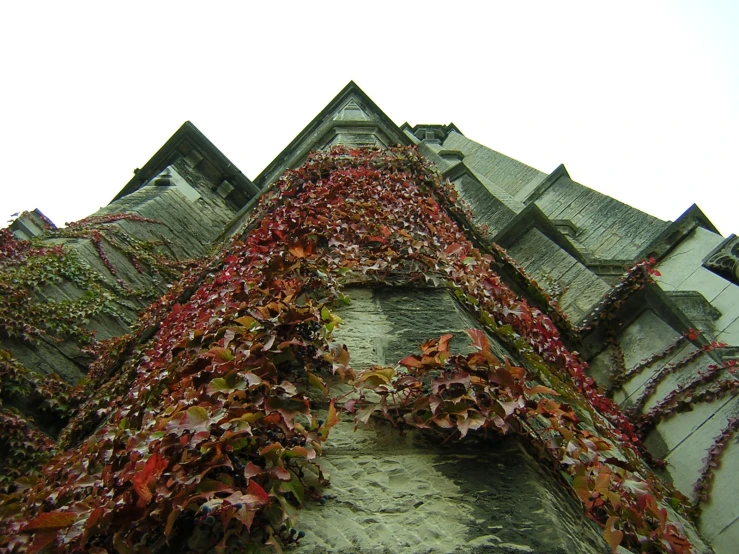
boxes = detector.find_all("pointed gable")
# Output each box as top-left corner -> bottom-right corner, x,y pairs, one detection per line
111,121 -> 257,204
254,81 -> 410,189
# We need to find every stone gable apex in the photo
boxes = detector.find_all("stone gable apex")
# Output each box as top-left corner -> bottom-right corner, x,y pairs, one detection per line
253,81 -> 411,190
111,121 -> 258,207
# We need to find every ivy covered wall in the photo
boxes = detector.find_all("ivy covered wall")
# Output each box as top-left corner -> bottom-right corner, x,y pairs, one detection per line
0,146 -> 717,554
1,83 -> 737,553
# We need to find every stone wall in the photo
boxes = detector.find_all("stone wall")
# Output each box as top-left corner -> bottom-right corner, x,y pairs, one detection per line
505,229 -> 610,322
296,424 -> 608,554
291,286 -> 609,553
4,153 -> 248,378
1,152 -> 251,451
410,125 -> 736,553
584,226 -> 739,552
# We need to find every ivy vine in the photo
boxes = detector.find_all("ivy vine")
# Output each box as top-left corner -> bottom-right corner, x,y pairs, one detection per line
0,147 -> 719,554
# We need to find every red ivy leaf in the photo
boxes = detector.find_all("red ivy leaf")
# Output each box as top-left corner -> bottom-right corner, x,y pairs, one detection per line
244,462 -> 264,479
27,529 -> 58,554
246,480 -> 270,504
132,453 -> 168,505
445,243 -> 465,256
270,467 -> 292,481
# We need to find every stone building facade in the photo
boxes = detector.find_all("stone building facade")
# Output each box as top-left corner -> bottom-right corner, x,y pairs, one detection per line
1,82 -> 736,553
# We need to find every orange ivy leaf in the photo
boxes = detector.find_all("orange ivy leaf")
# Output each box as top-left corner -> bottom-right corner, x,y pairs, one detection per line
164,508 -> 180,538
437,333 -> 454,353
233,315 -> 256,329
306,371 -> 328,395
325,399 -> 339,430
24,510 -> 76,531
466,328 -> 490,353
288,241 -> 313,258
603,516 -> 624,553
207,346 -> 234,362
398,355 -> 424,368
354,367 -> 394,388
264,395 -> 310,429
265,534 -> 284,554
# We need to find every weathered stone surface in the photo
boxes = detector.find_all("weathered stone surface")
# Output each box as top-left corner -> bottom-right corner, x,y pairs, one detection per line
505,229 -> 609,322
664,291 -> 722,339
441,132 -> 546,200
323,286 -> 612,552
533,177 -> 668,261
654,228 -> 726,293
451,171 -> 518,237
335,287 -> 486,369
295,421 -> 608,554
699,432 -> 739,548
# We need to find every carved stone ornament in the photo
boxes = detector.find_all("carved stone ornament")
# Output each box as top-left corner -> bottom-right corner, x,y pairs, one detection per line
704,234 -> 739,284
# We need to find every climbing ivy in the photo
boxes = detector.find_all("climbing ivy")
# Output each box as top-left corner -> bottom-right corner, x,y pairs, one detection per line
694,416 -> 738,507
607,330 -> 697,396
0,347 -> 84,488
0,213 -> 201,345
0,228 -> 105,343
52,214 -> 195,286
627,341 -> 726,418
637,359 -> 738,438
349,333 -> 693,553
577,258 -> 661,334
0,409 -> 55,489
0,349 -> 83,421
601,321 -> 737,509
0,147 -> 708,553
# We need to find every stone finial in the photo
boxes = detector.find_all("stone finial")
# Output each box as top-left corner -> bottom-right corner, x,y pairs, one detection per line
704,235 -> 739,284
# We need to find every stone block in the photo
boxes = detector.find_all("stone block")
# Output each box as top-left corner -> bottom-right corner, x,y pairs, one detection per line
655,227 -> 729,295
708,520 -> 739,554
677,269 -> 731,304
295,420 -> 608,554
717,316 -> 739,346
335,287 -> 484,369
699,436 -> 739,541
659,397 -> 739,493
608,310 -> 681,392
711,286 -> 739,336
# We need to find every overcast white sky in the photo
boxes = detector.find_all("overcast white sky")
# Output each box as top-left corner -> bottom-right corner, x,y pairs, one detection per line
1,1 -> 737,235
